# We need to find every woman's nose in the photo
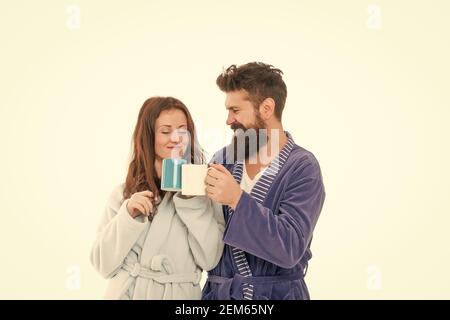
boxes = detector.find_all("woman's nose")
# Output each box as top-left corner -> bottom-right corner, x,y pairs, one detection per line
170,133 -> 182,143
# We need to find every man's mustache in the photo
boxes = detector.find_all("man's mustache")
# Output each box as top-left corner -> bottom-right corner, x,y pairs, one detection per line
230,123 -> 247,131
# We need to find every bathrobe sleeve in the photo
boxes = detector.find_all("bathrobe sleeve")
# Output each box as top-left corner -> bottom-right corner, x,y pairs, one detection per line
173,194 -> 225,271
223,161 -> 326,269
90,185 -> 149,278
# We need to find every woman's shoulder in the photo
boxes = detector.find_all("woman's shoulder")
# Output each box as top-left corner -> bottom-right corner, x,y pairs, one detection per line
106,183 -> 126,208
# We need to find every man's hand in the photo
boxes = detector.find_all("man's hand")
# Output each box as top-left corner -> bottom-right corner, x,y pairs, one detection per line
205,163 -> 243,209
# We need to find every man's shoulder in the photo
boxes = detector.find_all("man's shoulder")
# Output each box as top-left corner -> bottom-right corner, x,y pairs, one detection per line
287,144 -> 323,180
210,147 -> 234,170
210,147 -> 227,163
289,144 -> 320,165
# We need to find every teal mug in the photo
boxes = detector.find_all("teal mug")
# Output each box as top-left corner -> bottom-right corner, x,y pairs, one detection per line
161,158 -> 188,191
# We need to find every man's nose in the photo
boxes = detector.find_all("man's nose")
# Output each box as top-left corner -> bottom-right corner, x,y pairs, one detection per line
226,112 -> 235,126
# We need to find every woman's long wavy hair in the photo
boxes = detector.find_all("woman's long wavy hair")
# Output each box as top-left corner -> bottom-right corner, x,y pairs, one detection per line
123,96 -> 206,200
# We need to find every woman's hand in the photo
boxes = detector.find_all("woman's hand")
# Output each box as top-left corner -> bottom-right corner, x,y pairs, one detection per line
126,190 -> 155,218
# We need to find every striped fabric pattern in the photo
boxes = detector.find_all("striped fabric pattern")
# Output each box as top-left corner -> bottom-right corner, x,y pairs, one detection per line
227,132 -> 295,300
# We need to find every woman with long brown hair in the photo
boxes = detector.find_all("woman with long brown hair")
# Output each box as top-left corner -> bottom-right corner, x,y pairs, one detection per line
90,97 -> 225,299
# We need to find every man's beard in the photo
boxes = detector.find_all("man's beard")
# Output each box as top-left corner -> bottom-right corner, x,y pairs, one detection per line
225,113 -> 268,164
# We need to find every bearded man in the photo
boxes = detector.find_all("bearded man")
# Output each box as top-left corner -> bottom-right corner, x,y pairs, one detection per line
202,62 -> 326,300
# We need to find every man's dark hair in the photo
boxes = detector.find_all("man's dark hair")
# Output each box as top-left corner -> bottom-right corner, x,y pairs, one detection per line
216,62 -> 287,120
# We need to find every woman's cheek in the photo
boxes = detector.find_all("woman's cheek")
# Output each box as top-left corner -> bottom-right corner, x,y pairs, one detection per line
182,144 -> 189,157
155,135 -> 167,158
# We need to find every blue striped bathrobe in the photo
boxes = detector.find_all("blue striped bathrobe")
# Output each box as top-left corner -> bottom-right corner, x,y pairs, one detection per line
202,133 -> 326,300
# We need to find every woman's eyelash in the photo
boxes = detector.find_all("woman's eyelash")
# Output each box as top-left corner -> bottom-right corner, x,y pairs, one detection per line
161,129 -> 188,134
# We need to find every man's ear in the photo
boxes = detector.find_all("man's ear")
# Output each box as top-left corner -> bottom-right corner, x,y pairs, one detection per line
259,98 -> 276,120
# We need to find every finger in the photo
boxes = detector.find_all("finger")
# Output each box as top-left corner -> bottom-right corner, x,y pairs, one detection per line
208,169 -> 227,182
205,185 -> 215,194
204,175 -> 217,187
134,202 -> 147,215
144,197 -> 154,214
205,187 -> 214,197
142,197 -> 154,214
136,196 -> 151,215
143,201 -> 151,215
207,167 -> 222,180
209,163 -> 228,174
137,199 -> 150,215
138,190 -> 154,199
206,190 -> 218,202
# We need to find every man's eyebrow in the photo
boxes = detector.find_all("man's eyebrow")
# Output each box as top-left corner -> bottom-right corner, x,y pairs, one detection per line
226,105 -> 240,110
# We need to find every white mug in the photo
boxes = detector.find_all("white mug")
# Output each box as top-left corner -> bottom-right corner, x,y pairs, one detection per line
181,164 -> 209,196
